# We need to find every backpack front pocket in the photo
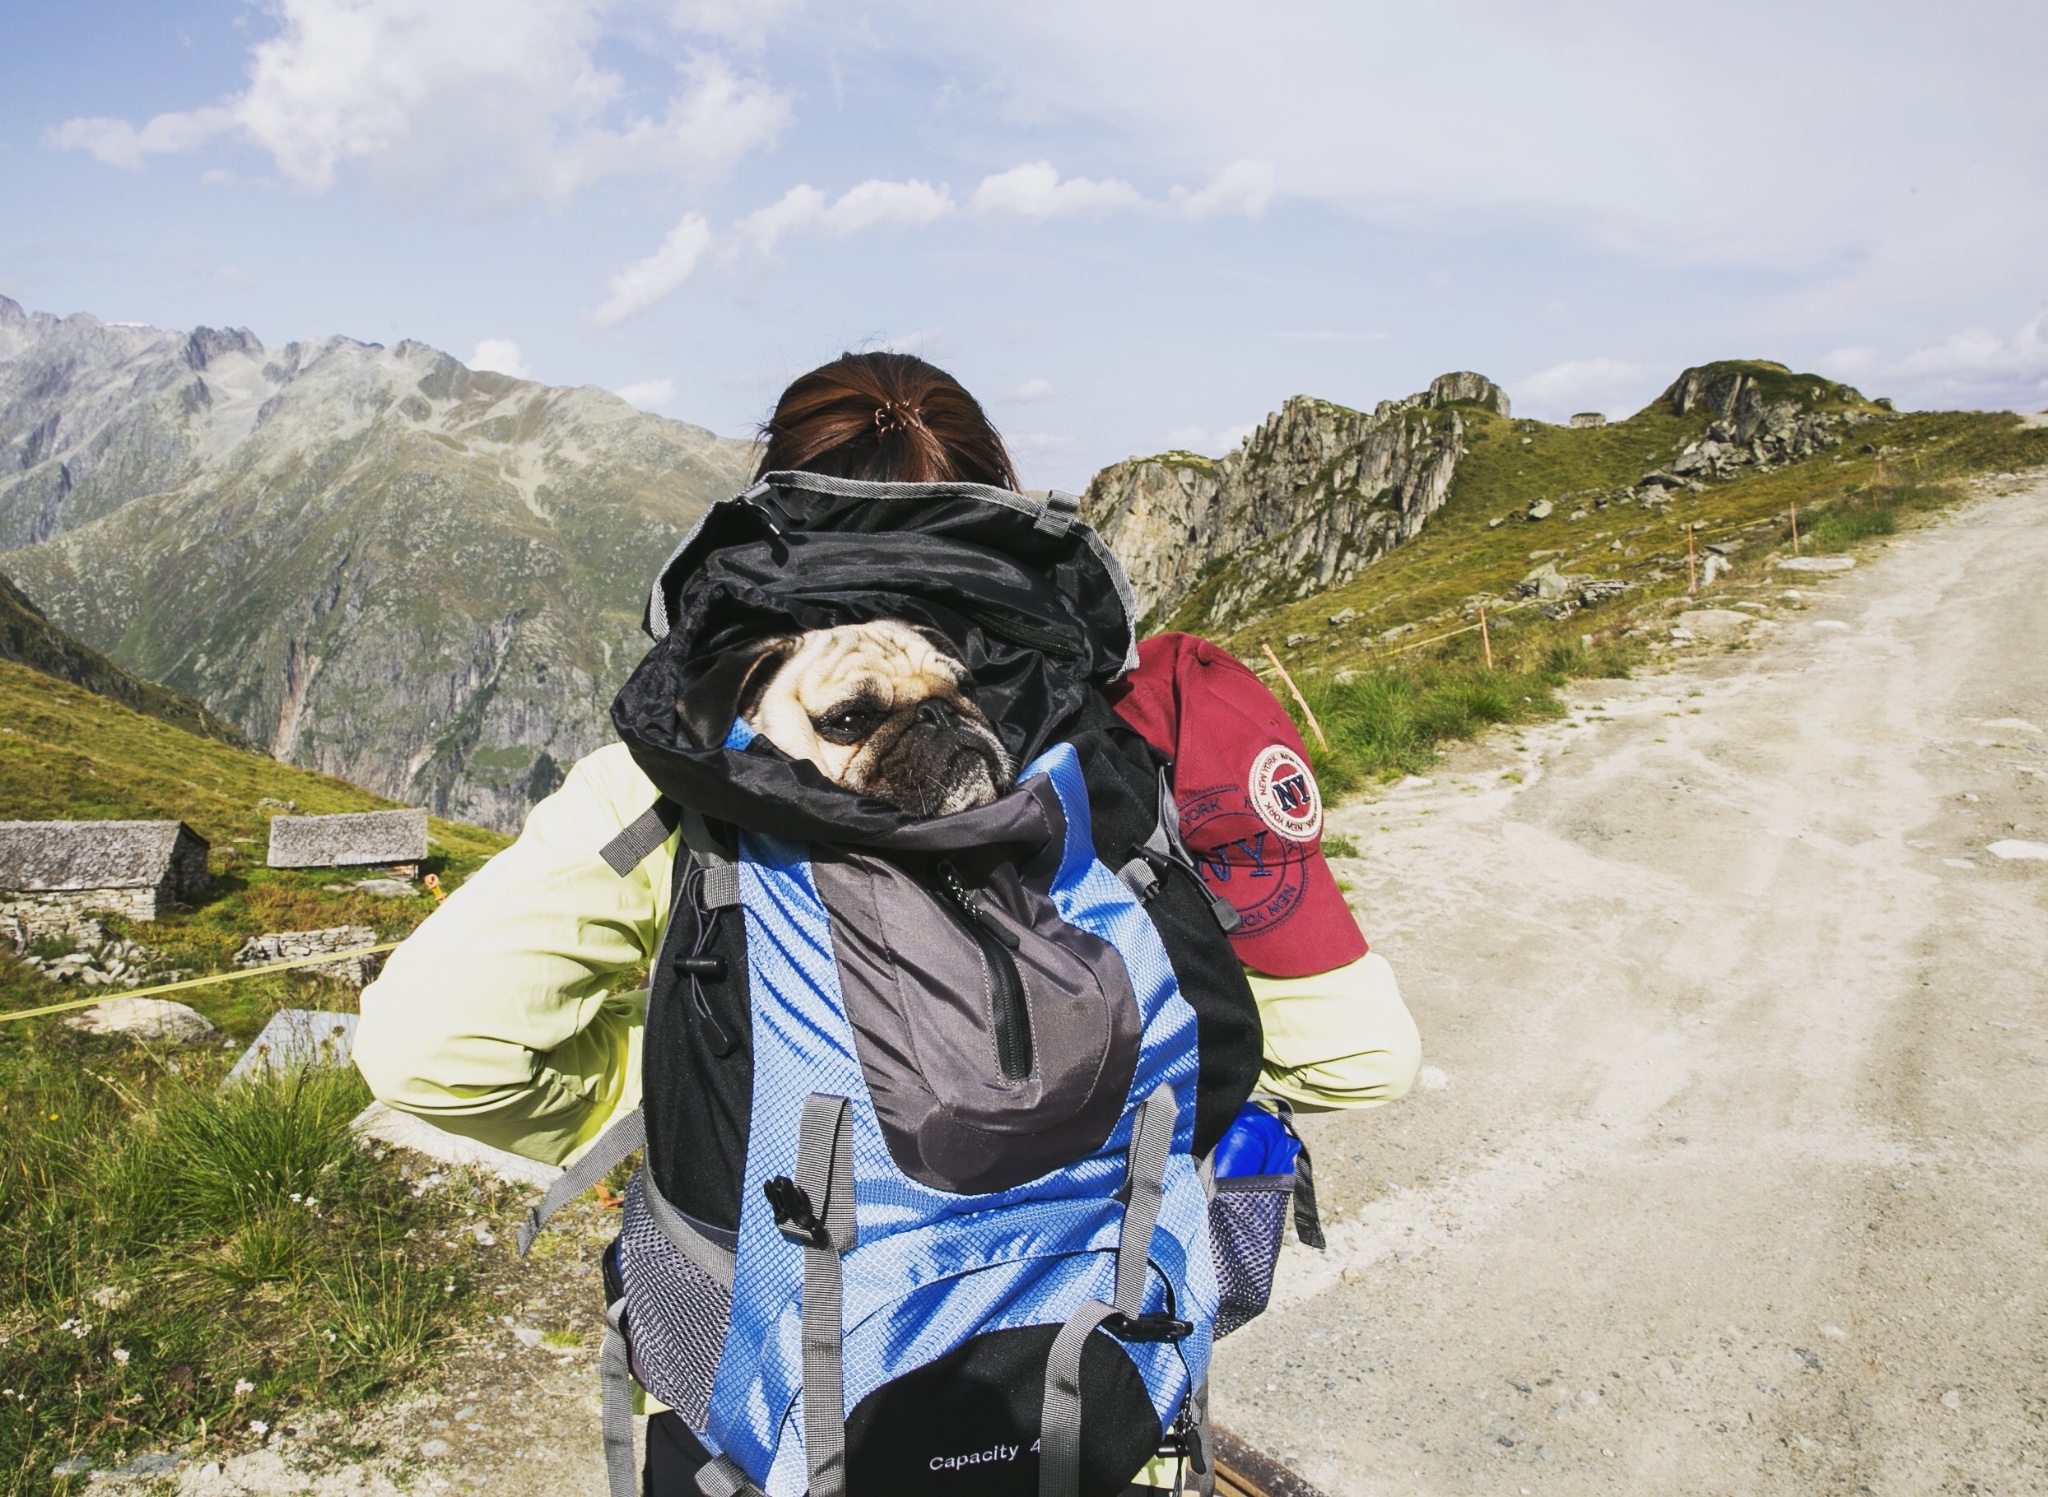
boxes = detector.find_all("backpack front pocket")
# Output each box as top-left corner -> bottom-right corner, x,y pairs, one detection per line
811,846 -> 1143,1195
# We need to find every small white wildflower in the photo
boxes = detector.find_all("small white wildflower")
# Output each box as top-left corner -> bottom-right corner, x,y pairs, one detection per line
113,1348 -> 129,1365
248,1419 -> 269,1436
289,1193 -> 302,1203
233,1378 -> 255,1397
324,1330 -> 336,1343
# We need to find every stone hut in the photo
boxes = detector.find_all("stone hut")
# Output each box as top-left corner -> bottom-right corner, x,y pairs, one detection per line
1569,412 -> 1608,428
267,808 -> 428,875
0,820 -> 210,927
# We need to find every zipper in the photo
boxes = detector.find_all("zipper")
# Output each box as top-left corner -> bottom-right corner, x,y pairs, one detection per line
934,860 -> 1031,1081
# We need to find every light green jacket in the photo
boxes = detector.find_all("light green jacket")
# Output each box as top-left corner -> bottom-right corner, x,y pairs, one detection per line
354,744 -> 1419,1166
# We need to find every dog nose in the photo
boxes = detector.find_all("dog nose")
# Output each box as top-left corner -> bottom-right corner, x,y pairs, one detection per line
914,698 -> 956,729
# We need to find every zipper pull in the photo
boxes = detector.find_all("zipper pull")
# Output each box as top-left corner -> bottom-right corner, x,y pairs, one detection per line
938,861 -> 1020,950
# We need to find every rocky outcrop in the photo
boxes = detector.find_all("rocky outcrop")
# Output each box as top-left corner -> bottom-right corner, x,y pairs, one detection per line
1082,373 -> 1508,632
1651,361 -> 1879,488
0,297 -> 758,830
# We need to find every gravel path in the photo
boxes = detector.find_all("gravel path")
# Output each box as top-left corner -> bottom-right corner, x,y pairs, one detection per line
1216,475 -> 2048,1494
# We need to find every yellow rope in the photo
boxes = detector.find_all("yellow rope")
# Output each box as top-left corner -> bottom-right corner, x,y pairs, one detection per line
0,943 -> 401,1024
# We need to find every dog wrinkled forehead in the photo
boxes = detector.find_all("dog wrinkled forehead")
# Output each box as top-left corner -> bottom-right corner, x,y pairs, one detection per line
778,622 -> 965,708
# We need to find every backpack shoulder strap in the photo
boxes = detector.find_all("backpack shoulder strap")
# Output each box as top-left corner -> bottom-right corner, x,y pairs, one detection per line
600,797 -> 741,911
599,797 -> 681,876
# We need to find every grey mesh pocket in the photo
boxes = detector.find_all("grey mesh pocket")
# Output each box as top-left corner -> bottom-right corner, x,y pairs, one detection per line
617,1171 -> 733,1425
1210,1174 -> 1294,1339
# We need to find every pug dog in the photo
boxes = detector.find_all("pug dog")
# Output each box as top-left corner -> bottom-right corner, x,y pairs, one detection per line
680,620 -> 1015,816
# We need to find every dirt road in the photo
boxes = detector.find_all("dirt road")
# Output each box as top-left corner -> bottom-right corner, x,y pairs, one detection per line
1216,476 -> 2048,1495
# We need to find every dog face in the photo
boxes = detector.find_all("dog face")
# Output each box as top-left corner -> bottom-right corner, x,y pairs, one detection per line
679,621 -> 1014,816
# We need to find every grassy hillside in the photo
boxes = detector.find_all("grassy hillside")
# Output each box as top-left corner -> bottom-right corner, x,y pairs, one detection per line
0,663 -> 520,1491
1229,378 -> 2043,664
0,570 -> 253,751
1194,365 -> 2048,787
0,658 -> 508,1033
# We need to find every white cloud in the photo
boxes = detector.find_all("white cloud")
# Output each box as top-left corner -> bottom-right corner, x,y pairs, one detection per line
737,178 -> 954,255
1816,347 -> 1877,379
1887,318 -> 2048,411
1163,421 -> 1257,456
970,161 -> 1143,218
1011,378 -> 1054,401
593,213 -> 713,326
1274,329 -> 1383,343
47,0 -> 789,201
46,107 -> 235,171
900,1 -> 2048,285
614,377 -> 677,411
1168,160 -> 1274,220
1512,358 -> 1659,423
469,338 -> 530,378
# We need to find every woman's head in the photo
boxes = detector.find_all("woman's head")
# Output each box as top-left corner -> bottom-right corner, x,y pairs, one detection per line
755,351 -> 1018,490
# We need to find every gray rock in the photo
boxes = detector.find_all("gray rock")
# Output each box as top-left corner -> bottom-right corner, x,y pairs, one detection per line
51,1456 -> 94,1477
235,925 -> 380,986
1677,609 -> 1757,644
224,1010 -> 360,1086
62,998 -> 217,1045
1327,608 -> 1357,627
351,1101 -> 565,1189
352,878 -> 417,898
1083,376 -> 1491,633
114,1452 -> 181,1476
1514,563 -> 1580,601
1526,499 -> 1554,521
1777,555 -> 1856,572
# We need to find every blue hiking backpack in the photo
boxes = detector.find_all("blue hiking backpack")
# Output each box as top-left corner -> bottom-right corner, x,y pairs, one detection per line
519,475 -> 1319,1497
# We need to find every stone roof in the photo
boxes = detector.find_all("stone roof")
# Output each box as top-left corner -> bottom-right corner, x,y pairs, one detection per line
0,820 -> 208,892
267,808 -> 428,868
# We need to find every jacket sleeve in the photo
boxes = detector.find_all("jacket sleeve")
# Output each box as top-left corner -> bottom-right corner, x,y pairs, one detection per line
1250,951 -> 1421,1111
352,744 -> 673,1166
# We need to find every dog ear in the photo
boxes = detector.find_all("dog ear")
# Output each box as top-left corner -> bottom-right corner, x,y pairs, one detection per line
909,624 -> 966,667
677,636 -> 797,748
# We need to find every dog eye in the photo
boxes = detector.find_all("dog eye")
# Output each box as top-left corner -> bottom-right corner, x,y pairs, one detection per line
813,706 -> 881,744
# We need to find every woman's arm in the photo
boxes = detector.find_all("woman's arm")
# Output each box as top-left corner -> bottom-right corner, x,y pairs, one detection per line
1249,951 -> 1421,1111
352,744 -> 674,1165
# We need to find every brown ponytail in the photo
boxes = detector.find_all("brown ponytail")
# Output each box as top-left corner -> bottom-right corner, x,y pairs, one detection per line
755,352 -> 1019,490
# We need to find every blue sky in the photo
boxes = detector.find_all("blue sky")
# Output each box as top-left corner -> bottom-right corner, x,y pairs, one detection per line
3,0 -> 2045,491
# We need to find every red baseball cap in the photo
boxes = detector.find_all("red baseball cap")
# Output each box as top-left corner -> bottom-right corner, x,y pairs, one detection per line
1107,632 -> 1367,978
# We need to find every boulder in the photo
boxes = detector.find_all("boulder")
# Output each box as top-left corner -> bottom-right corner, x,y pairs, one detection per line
1514,563 -> 1580,601
224,1009 -> 359,1085
1675,609 -> 1756,644
1526,499 -> 1555,521
63,998 -> 218,1045
1777,555 -> 1855,572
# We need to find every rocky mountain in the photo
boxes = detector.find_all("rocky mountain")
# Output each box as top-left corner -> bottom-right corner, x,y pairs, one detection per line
0,297 -> 756,829
0,565 -> 253,748
1082,363 -> 1877,636
1082,372 -> 1509,633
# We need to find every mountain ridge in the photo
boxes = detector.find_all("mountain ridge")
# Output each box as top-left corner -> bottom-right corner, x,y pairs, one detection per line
0,564 -> 253,749
0,297 -> 758,830
1083,361 -> 1887,636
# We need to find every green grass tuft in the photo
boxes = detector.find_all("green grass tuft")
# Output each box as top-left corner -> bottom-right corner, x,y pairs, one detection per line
0,1031 -> 496,1490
